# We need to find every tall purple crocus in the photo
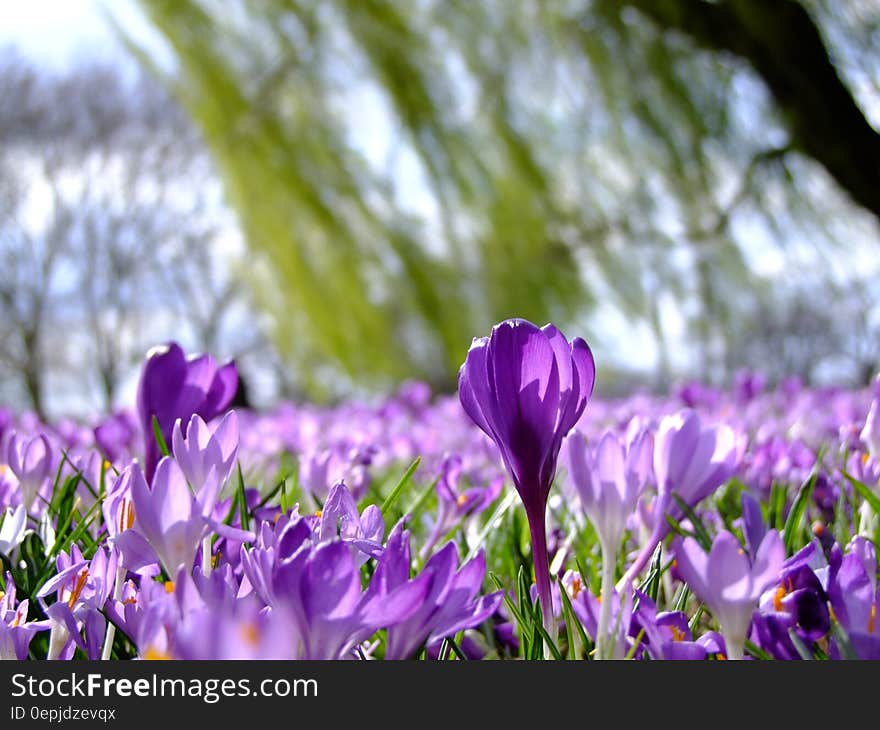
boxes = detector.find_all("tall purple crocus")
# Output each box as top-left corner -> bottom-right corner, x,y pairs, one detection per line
674,529 -> 784,659
458,319 -> 595,631
137,343 -> 238,482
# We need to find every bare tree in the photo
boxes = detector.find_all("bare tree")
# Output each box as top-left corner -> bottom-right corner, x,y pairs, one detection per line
0,53 -> 274,416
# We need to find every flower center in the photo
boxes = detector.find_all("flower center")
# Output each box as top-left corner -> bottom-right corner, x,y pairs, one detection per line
869,602 -> 876,635
144,646 -> 170,660
569,576 -> 583,599
670,625 -> 686,642
457,494 -> 469,508
164,581 -> 175,594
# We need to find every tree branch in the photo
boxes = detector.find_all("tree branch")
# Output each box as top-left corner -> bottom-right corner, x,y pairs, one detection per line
623,0 -> 880,221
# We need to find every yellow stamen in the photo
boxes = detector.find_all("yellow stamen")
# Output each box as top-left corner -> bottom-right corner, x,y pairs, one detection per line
869,603 -> 876,635
456,494 -> 469,508
122,596 -> 137,605
143,646 -> 171,660
164,581 -> 175,594
863,453 -> 871,465
11,608 -> 23,628
314,510 -> 322,518
239,623 -> 260,647
103,460 -> 112,471
715,653 -> 726,660
118,497 -> 135,533
67,569 -> 89,609
812,521 -> 825,537
211,551 -> 222,569
773,585 -> 787,612
570,576 -> 583,599
670,625 -> 686,642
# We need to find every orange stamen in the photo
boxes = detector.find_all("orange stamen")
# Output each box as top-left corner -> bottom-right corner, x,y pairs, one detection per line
67,569 -> 89,609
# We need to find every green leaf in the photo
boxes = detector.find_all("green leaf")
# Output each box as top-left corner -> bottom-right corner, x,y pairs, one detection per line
464,489 -> 517,562
671,494 -> 713,551
151,415 -> 170,457
845,472 -> 880,516
744,639 -> 772,660
236,462 -> 250,534
381,457 -> 421,516
531,598 -> 563,660
829,619 -> 858,660
787,629 -> 814,660
782,469 -> 818,554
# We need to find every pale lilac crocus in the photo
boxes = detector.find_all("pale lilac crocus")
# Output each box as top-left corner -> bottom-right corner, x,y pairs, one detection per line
674,529 -> 784,660
37,545 -> 118,660
0,572 -> 49,660
618,410 -> 741,590
458,318 -> 594,633
6,432 -> 53,512
172,411 -> 239,504
861,396 -> 880,460
318,481 -> 384,565
566,429 -> 649,658
116,456 -> 252,578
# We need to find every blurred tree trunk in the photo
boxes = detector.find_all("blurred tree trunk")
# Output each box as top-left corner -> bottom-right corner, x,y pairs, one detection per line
623,0 -> 880,221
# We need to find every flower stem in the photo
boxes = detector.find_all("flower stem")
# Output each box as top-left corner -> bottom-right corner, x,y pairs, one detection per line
596,537 -> 616,660
101,565 -> 126,660
201,535 -> 213,577
526,506 -> 556,653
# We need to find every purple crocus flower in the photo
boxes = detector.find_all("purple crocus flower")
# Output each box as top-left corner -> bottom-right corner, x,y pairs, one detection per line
458,318 -> 594,629
631,591 -> 711,660
368,522 -> 503,660
619,410 -> 741,590
827,539 -> 880,659
565,573 -> 634,659
861,397 -> 880,460
420,455 -> 503,559
172,411 -> 239,514
136,342 -> 237,482
37,546 -> 118,660
318,481 -> 385,565
6,432 -> 54,511
116,456 -> 252,577
674,529 -> 784,659
0,572 -> 49,659
270,528 -> 427,659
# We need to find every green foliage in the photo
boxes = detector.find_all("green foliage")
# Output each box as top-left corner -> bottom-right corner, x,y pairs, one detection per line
119,0 -> 879,394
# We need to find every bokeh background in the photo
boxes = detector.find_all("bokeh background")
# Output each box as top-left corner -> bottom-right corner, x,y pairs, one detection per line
2,0 -> 879,419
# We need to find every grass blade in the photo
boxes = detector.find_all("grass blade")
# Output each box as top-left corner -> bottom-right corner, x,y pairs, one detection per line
381,458 -> 421,516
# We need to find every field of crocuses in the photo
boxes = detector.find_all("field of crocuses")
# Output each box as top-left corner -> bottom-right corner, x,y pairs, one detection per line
1,319 -> 879,660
